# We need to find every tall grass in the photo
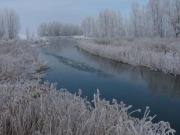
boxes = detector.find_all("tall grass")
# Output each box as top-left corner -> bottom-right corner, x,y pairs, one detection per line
0,40 -> 47,81
77,38 -> 180,75
0,81 -> 175,135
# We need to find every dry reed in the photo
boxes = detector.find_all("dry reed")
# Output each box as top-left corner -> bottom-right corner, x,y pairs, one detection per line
0,81 -> 175,135
77,38 -> 180,75
0,40 -> 47,81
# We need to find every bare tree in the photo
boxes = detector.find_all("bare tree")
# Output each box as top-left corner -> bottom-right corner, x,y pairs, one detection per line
148,0 -> 166,37
82,16 -> 97,37
165,0 -> 180,37
0,8 -> 20,40
37,21 -> 82,37
26,28 -> 30,40
97,9 -> 124,38
131,3 -> 142,37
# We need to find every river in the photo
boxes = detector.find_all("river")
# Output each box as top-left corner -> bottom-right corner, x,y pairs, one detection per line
40,37 -> 180,134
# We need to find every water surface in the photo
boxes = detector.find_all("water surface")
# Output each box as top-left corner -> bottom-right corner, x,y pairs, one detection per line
40,37 -> 180,134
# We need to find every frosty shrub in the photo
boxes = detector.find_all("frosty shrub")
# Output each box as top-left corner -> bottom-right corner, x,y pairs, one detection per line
77,38 -> 180,75
0,40 -> 47,81
0,81 -> 175,135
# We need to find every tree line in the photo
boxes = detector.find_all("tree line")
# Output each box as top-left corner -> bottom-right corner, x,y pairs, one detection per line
0,8 -> 83,39
1,0 -> 179,39
37,21 -> 82,37
82,0 -> 180,38
0,8 -> 20,40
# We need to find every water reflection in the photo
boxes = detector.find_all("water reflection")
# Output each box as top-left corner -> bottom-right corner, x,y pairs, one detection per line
77,48 -> 180,99
46,37 -> 74,53
41,38 -> 180,134
45,52 -> 113,78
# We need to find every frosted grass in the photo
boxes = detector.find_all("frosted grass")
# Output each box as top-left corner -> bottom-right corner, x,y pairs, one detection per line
77,38 -> 180,75
0,81 -> 175,135
0,40 -> 47,81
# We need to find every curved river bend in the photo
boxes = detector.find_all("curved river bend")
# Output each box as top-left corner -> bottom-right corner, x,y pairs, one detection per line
40,37 -> 180,134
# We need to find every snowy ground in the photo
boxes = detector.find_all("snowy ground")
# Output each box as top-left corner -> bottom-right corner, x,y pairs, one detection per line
77,37 -> 180,75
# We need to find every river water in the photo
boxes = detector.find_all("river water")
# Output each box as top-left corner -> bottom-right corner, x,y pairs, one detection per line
40,37 -> 180,134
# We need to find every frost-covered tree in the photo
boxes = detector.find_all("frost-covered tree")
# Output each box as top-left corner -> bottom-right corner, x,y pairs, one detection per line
62,24 -> 82,36
98,9 -> 113,38
4,8 -> 20,39
97,9 -> 124,38
26,28 -> 30,40
141,6 -> 153,37
49,21 -> 62,36
0,8 -> 20,40
37,23 -> 48,37
165,0 -> 180,37
148,0 -> 166,37
116,12 -> 126,37
130,3 -> 154,37
0,11 -> 5,39
81,16 -> 97,37
80,0 -> 180,38
129,0 -> 167,37
131,3 -> 143,37
37,21 -> 82,37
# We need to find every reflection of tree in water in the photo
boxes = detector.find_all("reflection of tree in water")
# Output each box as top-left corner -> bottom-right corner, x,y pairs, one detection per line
142,70 -> 180,98
45,52 -> 113,78
77,48 -> 180,98
44,37 -> 74,54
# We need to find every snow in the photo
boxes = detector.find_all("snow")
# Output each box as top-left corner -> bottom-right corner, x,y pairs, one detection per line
73,35 -> 91,39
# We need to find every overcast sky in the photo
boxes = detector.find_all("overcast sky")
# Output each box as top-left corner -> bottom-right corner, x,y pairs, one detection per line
0,0 -> 148,34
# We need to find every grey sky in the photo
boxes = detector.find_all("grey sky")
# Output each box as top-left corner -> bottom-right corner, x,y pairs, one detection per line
0,0 -> 148,34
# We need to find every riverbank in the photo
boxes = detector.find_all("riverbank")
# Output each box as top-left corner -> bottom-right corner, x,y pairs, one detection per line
0,81 -> 175,135
0,38 -> 176,135
76,37 -> 180,75
0,40 -> 47,84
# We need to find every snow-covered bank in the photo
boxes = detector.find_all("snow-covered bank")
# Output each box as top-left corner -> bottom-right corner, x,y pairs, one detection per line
0,40 -> 47,82
77,38 -> 180,75
73,35 -> 91,39
0,38 -> 176,135
0,81 -> 175,135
